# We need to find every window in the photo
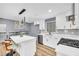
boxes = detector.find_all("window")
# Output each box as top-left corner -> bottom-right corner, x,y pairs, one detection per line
47,22 -> 56,33
45,17 -> 56,33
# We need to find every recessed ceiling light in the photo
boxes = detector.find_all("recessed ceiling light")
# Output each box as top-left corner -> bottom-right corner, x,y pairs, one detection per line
48,9 -> 52,13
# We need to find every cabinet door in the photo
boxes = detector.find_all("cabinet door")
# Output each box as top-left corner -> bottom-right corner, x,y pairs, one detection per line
43,35 -> 50,45
34,19 -> 39,25
56,10 -> 73,29
39,20 -> 45,30
56,14 -> 66,29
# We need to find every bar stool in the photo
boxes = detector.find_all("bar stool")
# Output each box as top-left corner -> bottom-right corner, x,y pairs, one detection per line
2,40 -> 13,52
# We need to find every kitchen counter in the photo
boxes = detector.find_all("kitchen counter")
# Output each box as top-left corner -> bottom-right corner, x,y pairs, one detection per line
55,34 -> 79,56
10,35 -> 37,56
38,33 -> 79,56
10,35 -> 36,44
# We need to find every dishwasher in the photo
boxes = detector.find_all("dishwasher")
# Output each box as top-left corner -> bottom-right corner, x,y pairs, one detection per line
38,35 -> 43,44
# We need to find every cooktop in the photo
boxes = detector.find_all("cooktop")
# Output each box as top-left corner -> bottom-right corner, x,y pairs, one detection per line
57,38 -> 79,48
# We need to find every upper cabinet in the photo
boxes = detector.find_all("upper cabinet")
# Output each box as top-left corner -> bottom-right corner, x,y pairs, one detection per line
56,13 -> 66,29
39,19 -> 45,30
56,10 -> 73,29
34,19 -> 45,30
56,3 -> 79,29
34,19 -> 40,25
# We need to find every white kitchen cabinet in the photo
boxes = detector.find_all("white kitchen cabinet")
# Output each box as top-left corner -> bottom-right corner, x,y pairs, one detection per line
56,13 -> 66,29
43,35 -> 49,45
56,10 -> 73,29
34,19 -> 45,30
34,19 -> 39,25
39,20 -> 45,30
43,34 -> 58,48
66,3 -> 79,29
10,35 -> 37,56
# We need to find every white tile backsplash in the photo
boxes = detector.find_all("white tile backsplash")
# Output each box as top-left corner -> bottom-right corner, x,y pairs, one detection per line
57,29 -> 79,35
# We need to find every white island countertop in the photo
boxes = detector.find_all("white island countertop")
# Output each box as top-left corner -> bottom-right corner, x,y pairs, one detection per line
10,35 -> 37,56
10,35 -> 37,44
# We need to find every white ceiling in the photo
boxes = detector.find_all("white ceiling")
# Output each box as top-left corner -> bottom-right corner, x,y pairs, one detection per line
0,3 -> 72,22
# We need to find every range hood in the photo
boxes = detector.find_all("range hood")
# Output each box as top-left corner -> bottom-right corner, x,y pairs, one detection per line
67,3 -> 75,25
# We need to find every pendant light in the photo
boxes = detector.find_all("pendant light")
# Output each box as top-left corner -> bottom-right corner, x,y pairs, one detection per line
18,9 -> 26,24
19,9 -> 26,15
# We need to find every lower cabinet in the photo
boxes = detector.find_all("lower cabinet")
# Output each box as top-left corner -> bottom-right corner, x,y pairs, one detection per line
43,34 -> 58,48
38,34 -> 60,48
16,39 -> 36,56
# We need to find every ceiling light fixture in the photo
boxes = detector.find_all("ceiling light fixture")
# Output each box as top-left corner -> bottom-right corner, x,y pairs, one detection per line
48,9 -> 52,13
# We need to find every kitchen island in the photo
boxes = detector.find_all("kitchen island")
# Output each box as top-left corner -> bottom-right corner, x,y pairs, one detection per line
10,35 -> 37,56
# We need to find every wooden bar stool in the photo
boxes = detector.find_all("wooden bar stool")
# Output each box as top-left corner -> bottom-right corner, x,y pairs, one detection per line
2,40 -> 13,52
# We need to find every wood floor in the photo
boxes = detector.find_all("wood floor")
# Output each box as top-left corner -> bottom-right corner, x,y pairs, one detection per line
35,44 -> 56,56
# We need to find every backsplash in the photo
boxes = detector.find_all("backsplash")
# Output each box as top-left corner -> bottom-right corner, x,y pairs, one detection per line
0,33 -> 6,41
0,19 -> 30,32
57,29 -> 79,35
0,19 -> 30,40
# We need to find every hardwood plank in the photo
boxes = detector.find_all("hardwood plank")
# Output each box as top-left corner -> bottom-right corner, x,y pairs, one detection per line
37,46 -> 55,56
37,44 -> 55,51
35,43 -> 56,56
